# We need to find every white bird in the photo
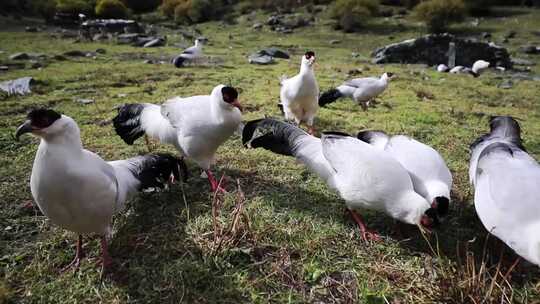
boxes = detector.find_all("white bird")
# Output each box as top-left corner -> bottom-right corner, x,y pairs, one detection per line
242,118 -> 439,241
279,51 -> 319,135
172,38 -> 205,67
449,60 -> 490,77
437,64 -> 449,72
357,131 -> 452,218
318,72 -> 394,111
470,116 -> 540,266
113,85 -> 243,192
15,109 -> 182,274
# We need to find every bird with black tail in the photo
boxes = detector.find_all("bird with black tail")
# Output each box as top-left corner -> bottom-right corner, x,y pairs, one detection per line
15,108 -> 185,277
470,116 -> 540,266
318,72 -> 394,111
357,130 -> 452,219
243,118 -> 440,241
112,84 -> 243,193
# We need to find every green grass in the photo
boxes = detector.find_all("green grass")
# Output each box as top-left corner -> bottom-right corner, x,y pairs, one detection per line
1,5 -> 540,303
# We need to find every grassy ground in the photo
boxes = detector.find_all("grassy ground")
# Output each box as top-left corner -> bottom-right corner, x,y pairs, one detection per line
1,5 -> 540,303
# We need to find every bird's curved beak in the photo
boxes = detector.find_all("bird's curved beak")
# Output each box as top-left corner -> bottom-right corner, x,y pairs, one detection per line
231,99 -> 243,112
15,120 -> 34,141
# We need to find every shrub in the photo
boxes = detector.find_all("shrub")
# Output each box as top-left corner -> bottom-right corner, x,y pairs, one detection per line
414,0 -> 466,33
95,0 -> 128,18
56,0 -> 95,14
330,0 -> 379,32
160,0 -> 225,23
121,0 -> 161,13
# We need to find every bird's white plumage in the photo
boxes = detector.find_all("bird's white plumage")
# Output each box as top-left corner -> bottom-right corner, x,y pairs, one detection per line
140,85 -> 242,169
437,64 -> 449,72
472,60 -> 490,75
30,116 -> 142,235
375,135 -> 453,204
338,73 -> 391,105
474,146 -> 540,266
280,54 -> 319,126
179,39 -> 203,60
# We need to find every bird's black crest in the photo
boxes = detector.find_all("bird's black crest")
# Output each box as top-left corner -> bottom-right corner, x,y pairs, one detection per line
305,51 -> 315,59
221,86 -> 238,104
112,103 -> 147,145
386,72 -> 394,77
27,108 -> 61,129
424,208 -> 440,228
318,88 -> 342,107
433,196 -> 450,217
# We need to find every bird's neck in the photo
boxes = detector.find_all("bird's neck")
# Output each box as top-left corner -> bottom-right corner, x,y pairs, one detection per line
424,180 -> 450,203
379,75 -> 389,84
41,128 -> 83,154
300,63 -> 313,76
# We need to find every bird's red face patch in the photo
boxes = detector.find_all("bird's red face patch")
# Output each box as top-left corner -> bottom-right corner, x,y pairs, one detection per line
305,51 -> 315,60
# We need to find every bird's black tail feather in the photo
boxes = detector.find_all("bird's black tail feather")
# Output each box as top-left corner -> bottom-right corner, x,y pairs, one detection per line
172,56 -> 185,68
113,103 -> 147,145
128,153 -> 188,190
470,116 -> 525,152
242,118 -> 309,156
318,88 -> 342,107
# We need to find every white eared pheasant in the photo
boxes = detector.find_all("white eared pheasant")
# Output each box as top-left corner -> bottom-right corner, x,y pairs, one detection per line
470,116 -> 540,266
279,51 -> 319,134
319,72 -> 394,111
113,85 -> 243,192
242,118 -> 439,241
358,131 -> 452,218
448,60 -> 490,77
172,38 -> 204,68
15,109 -> 183,275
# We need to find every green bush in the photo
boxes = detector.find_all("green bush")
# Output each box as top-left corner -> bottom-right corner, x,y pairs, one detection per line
414,0 -> 466,32
56,0 -> 95,14
121,0 -> 161,13
95,0 -> 128,18
160,0 -> 226,23
330,0 -> 379,32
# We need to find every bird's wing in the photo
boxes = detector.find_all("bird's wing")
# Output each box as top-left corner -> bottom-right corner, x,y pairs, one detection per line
161,95 -> 212,137
343,77 -> 379,89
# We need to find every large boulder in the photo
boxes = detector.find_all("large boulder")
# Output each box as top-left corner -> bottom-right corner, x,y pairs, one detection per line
372,33 -> 512,68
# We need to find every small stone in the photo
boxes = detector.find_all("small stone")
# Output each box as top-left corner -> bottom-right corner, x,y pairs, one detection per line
9,52 -> 30,60
0,66 -> 8,71
76,98 -> 95,104
498,80 -> 513,89
117,93 -> 127,98
481,32 -> 491,39
53,54 -> 67,61
329,39 -> 341,45
63,50 -> 87,57
30,62 -> 42,69
504,30 -> 517,39
25,26 -> 38,32
257,47 -> 290,59
248,54 -> 274,65
143,37 -> 166,48
95,48 -> 106,54
521,45 -> 540,54
512,58 -> 535,66
252,23 -> 263,30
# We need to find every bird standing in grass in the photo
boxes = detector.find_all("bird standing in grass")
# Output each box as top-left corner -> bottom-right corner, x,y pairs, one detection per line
15,109 -> 183,276
470,116 -> 540,266
279,51 -> 319,135
172,38 -> 205,67
242,118 -> 439,241
357,131 -> 452,218
112,84 -> 243,193
318,72 -> 394,111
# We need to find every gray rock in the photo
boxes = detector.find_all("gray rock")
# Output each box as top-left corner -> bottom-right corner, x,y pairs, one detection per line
512,58 -> 535,66
92,33 -> 108,41
63,50 -> 87,57
95,48 -> 106,54
267,15 -> 281,26
30,62 -> 42,69
53,54 -> 67,61
504,30 -> 517,39
252,23 -> 263,30
481,32 -> 491,39
521,45 -> 540,54
248,54 -> 274,65
257,47 -> 290,59
117,33 -> 140,44
143,37 -> 166,48
25,26 -> 38,32
330,39 -> 341,45
76,98 -> 95,104
9,52 -> 30,60
372,33 -> 513,68
0,77 -> 34,96
0,66 -> 9,71
498,80 -> 513,89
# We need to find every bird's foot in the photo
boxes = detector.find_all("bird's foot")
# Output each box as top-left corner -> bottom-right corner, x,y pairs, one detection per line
348,209 -> 381,243
206,170 -> 228,194
60,255 -> 84,273
99,237 -> 113,281
361,230 -> 381,242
